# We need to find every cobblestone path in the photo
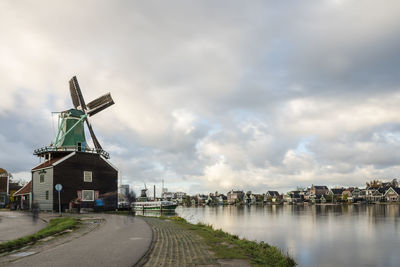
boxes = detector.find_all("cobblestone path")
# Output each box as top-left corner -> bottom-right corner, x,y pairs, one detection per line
143,217 -> 218,267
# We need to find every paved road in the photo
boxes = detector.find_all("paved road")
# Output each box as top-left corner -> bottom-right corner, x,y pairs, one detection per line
0,211 -> 46,242
7,214 -> 152,267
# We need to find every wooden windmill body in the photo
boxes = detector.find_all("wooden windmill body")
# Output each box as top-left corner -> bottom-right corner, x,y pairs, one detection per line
32,76 -> 118,211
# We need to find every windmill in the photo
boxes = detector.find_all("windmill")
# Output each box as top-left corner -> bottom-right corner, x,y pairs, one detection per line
31,76 -> 118,212
35,76 -> 114,159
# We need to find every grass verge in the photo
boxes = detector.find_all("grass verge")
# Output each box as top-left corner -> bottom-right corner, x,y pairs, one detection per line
163,216 -> 296,267
0,217 -> 79,253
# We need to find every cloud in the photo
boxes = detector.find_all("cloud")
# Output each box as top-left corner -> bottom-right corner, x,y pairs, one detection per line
1,0 -> 400,194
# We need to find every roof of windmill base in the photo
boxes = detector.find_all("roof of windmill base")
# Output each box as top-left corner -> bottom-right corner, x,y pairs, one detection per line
31,152 -> 118,172
32,156 -> 66,171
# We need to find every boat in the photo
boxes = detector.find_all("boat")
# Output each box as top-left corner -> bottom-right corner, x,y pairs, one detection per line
132,200 -> 178,211
132,187 -> 177,212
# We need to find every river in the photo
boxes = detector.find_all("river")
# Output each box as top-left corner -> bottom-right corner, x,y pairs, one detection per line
175,204 -> 400,267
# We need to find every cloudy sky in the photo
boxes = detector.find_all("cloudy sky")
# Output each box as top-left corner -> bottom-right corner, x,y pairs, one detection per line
1,0 -> 400,195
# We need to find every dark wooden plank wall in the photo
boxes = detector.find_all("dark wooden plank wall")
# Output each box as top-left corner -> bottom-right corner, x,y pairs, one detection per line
53,152 -> 118,211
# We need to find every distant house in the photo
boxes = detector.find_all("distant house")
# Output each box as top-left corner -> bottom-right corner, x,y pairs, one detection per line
196,194 -> 207,205
366,186 -> 384,203
329,188 -> 345,202
264,191 -> 280,203
310,185 -> 329,196
243,191 -> 252,204
284,191 -> 302,203
253,194 -> 263,203
217,194 -> 227,205
13,181 -> 32,210
342,188 -> 354,202
206,194 -> 217,205
227,190 -> 245,204
366,186 -> 379,201
190,197 -> 198,206
384,187 -> 400,202
307,194 -> 326,204
351,188 -> 366,202
175,192 -> 187,204
329,188 -> 345,196
162,191 -> 175,201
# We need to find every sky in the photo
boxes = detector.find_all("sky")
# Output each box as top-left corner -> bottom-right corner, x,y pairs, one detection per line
1,0 -> 400,195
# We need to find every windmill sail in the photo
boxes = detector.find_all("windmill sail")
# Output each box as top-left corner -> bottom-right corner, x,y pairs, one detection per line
86,93 -> 114,116
86,120 -> 103,150
69,76 -> 87,110
68,76 -> 114,150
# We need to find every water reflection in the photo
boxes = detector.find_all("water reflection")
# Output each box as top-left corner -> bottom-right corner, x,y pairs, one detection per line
176,204 -> 400,267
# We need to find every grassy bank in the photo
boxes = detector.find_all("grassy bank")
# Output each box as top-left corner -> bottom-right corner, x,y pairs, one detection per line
163,216 -> 295,267
0,217 -> 79,253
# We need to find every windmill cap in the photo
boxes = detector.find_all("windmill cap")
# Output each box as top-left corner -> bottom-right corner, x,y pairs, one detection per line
64,109 -> 85,117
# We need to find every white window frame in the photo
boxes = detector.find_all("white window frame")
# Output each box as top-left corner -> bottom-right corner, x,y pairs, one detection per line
40,174 -> 45,183
83,171 -> 92,182
82,190 -> 94,201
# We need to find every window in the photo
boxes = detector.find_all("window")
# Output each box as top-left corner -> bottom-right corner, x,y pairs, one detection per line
83,171 -> 92,182
40,174 -> 44,183
45,190 -> 49,200
82,190 -> 94,201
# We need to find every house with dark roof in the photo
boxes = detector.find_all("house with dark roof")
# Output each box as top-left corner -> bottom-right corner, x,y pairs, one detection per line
384,187 -> 400,202
227,190 -> 244,204
366,186 -> 385,203
329,188 -> 345,196
328,188 -> 344,201
264,191 -> 280,203
310,185 -> 329,196
342,188 -> 355,202
217,194 -> 227,205
284,191 -> 302,203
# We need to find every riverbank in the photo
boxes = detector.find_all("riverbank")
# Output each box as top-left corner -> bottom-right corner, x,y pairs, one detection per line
142,216 -> 295,267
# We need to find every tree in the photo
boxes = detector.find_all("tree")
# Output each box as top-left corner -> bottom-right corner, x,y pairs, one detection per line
184,195 -> 191,206
366,180 -> 381,188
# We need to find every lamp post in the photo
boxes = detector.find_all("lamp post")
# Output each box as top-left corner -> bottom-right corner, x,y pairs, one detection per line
55,184 -> 63,216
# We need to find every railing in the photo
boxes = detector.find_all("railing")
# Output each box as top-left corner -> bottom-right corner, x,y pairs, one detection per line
33,145 -> 110,159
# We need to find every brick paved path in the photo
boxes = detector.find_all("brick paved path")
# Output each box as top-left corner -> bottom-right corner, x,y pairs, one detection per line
143,217 -> 217,267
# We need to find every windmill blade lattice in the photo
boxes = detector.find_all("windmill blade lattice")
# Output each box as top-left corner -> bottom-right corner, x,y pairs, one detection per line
86,93 -> 114,116
68,76 -> 114,150
69,76 -> 87,110
86,120 -> 103,150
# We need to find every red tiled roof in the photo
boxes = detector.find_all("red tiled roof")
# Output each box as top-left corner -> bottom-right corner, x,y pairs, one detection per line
13,181 -> 32,196
31,156 -> 65,171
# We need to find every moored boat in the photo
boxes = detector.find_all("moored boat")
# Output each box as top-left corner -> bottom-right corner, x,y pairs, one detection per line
132,200 -> 177,211
132,187 -> 177,212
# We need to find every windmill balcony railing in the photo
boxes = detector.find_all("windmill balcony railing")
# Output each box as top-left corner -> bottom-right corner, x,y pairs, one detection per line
33,145 -> 110,159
